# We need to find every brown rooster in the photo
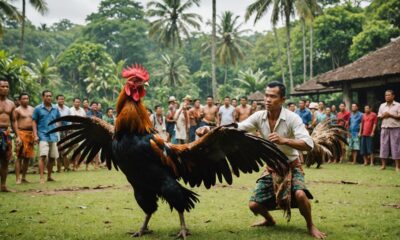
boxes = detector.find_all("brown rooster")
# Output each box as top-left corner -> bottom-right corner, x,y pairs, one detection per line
49,65 -> 289,239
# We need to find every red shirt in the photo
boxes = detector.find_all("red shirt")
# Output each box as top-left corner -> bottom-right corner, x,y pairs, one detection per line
361,112 -> 377,136
337,110 -> 350,128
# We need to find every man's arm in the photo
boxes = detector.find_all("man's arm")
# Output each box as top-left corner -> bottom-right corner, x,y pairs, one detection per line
214,107 -> 220,126
359,118 -> 363,137
235,108 -> 240,122
10,104 -> 19,140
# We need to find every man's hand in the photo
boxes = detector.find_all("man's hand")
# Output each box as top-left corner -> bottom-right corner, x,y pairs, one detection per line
196,126 -> 210,137
382,112 -> 391,119
15,136 -> 22,146
268,132 -> 288,145
370,132 -> 375,137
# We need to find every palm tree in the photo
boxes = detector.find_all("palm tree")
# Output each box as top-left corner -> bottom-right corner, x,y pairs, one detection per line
20,0 -> 48,58
154,54 -> 190,86
0,0 -> 21,37
211,0 -> 217,99
235,68 -> 268,94
147,0 -> 202,50
246,0 -> 296,91
30,57 -> 59,87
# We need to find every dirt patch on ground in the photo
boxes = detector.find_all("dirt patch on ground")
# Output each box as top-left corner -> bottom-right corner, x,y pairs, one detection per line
307,180 -> 400,188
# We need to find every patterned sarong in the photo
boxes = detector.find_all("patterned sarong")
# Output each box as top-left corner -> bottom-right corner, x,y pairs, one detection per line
16,130 -> 35,158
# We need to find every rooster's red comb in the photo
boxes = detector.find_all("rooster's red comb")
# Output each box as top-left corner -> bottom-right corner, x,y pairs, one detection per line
122,64 -> 150,82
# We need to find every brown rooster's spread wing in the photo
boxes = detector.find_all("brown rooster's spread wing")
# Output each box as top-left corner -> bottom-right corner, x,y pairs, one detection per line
306,121 -> 348,168
153,126 -> 289,189
48,115 -> 117,170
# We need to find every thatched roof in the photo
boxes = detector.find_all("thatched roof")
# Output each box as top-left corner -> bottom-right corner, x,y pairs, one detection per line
248,91 -> 264,101
316,37 -> 400,85
290,79 -> 341,96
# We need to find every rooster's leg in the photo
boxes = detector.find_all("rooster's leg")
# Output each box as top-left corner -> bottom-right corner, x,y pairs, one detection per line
131,214 -> 153,237
176,212 -> 190,239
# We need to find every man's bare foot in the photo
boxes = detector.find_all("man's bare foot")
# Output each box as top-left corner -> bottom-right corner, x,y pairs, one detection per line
1,186 -> 16,192
251,219 -> 276,227
47,177 -> 56,182
16,179 -> 22,184
380,166 -> 386,170
308,225 -> 326,239
40,178 -> 45,184
21,179 -> 30,183
396,168 -> 400,172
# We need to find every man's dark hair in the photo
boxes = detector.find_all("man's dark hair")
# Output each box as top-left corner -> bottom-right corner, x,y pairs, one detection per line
73,97 -> 80,102
340,102 -> 346,106
193,99 -> 200,102
386,89 -> 394,95
56,94 -> 64,100
299,99 -> 306,103
224,96 -> 230,99
240,96 -> 247,101
83,98 -> 89,102
319,101 -> 325,105
90,101 -> 98,106
352,103 -> 359,107
364,104 -> 371,109
42,90 -> 51,96
287,102 -> 295,107
106,107 -> 113,112
267,81 -> 286,97
154,105 -> 162,110
207,95 -> 213,99
232,98 -> 237,101
0,79 -> 9,83
19,92 -> 29,99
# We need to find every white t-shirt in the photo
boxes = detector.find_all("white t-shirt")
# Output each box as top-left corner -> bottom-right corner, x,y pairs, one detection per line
219,105 -> 235,126
70,107 -> 86,117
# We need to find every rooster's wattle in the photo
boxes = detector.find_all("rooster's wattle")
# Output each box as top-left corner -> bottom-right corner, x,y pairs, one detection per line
49,65 -> 289,239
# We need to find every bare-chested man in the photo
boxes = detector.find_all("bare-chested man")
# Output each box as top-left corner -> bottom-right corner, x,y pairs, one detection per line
235,96 -> 252,122
200,96 -> 219,127
14,93 -> 35,184
0,79 -> 19,192
188,99 -> 202,142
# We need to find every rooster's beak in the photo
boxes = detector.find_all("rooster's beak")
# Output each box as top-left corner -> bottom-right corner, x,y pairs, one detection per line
144,82 -> 149,87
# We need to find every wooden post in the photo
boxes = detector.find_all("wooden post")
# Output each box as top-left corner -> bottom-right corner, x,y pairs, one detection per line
343,82 -> 351,108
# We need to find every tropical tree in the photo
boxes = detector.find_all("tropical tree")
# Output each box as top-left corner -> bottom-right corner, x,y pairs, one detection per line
20,0 -> 48,58
235,68 -> 268,94
153,54 -> 190,86
211,0 -> 217,99
0,0 -> 21,37
146,0 -> 202,49
30,56 -> 60,88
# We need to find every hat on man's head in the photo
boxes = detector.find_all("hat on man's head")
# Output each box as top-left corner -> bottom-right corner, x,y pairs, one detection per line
168,96 -> 177,103
182,95 -> 192,101
309,102 -> 318,110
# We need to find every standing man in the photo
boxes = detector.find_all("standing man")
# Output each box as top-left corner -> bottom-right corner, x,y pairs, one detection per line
69,97 -> 86,171
32,90 -> 60,184
56,94 -> 71,172
166,96 -> 177,143
174,99 -> 190,144
14,93 -> 35,184
348,103 -> 363,164
218,96 -> 235,126
295,99 -> 312,129
235,96 -> 252,122
82,98 -> 90,113
359,105 -> 377,166
337,102 -> 351,162
188,99 -> 202,142
243,82 -> 325,239
0,79 -> 19,192
87,102 -> 102,118
231,98 -> 238,108
200,96 -> 219,127
150,105 -> 168,141
378,90 -> 400,171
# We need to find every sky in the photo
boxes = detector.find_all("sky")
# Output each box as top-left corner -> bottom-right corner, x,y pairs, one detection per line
14,0 -> 279,33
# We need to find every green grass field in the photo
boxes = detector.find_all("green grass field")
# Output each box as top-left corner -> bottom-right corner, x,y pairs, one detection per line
0,164 -> 399,240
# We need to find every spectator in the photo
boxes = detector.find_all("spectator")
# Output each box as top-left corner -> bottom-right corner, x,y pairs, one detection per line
331,105 -> 337,116
200,96 -> 219,127
309,102 -> 319,129
103,108 -> 115,125
251,100 -> 260,114
166,96 -> 177,143
337,103 -> 350,128
295,100 -> 312,129
316,101 -> 325,120
188,99 -> 202,142
305,100 -> 311,109
349,103 -> 363,164
150,105 -> 168,141
359,105 -> 377,166
219,96 -> 235,126
32,90 -> 60,184
287,102 -> 296,112
174,99 -> 190,144
235,96 -> 252,122
70,97 -> 86,117
82,98 -> 90,113
14,93 -> 35,184
231,98 -> 238,108
316,107 -> 327,124
56,94 -> 71,172
87,102 -> 102,118
325,107 -> 337,125
378,90 -> 400,171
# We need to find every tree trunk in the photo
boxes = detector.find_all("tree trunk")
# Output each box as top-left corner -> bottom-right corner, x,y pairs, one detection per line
285,16 -> 294,92
224,65 -> 227,85
309,23 -> 313,80
211,0 -> 217,99
273,26 -> 285,84
302,19 -> 307,83
19,0 -> 26,58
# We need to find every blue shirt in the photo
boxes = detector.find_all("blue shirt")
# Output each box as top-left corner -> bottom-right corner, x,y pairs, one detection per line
349,111 -> 363,137
32,103 -> 61,142
295,108 -> 312,125
87,109 -> 103,119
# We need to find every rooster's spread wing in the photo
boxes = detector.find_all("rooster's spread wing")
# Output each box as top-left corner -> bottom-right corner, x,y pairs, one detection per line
306,121 -> 348,167
48,115 -> 116,170
150,126 -> 289,189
